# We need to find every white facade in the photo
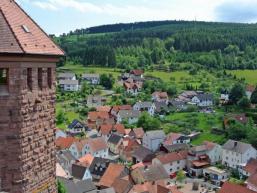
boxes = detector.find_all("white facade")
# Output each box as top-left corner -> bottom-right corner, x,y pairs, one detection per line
207,144 -> 222,164
143,131 -> 165,152
222,147 -> 257,169
82,145 -> 108,159
126,88 -> 139,96
191,96 -> 213,107
152,158 -> 186,175
203,167 -> 229,186
62,83 -> 80,92
246,91 -> 253,99
69,144 -> 82,159
133,103 -> 155,116
56,130 -> 67,139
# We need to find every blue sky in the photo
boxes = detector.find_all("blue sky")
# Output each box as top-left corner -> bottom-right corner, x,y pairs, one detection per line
17,0 -> 257,35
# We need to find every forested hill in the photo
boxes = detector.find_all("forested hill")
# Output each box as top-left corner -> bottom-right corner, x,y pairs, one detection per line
56,20 -> 257,70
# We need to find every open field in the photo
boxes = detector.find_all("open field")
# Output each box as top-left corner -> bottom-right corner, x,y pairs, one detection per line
228,70 -> 257,85
164,111 -> 226,145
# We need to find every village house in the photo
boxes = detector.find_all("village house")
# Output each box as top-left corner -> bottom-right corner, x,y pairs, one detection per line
99,166 -> 133,193
56,137 -> 78,150
177,91 -> 198,103
246,85 -> 256,99
57,150 -> 76,176
87,111 -> 114,130
89,157 -> 114,181
163,133 -> 190,146
219,182 -> 256,193
154,101 -> 169,115
247,173 -> 257,192
107,133 -> 123,154
160,143 -> 190,153
119,137 -> 141,162
111,105 -> 132,117
72,162 -> 93,180
56,129 -> 67,139
69,139 -> 88,159
68,119 -> 86,135
191,93 -> 214,107
152,151 -> 188,176
124,81 -> 142,95
87,95 -> 107,108
58,72 -> 76,80
82,137 -> 109,158
222,140 -> 257,169
203,166 -> 229,186
240,158 -> 257,177
169,100 -> 188,111
132,146 -> 156,164
98,124 -> 126,141
97,106 -> 112,112
131,164 -> 169,184
82,73 -> 100,85
117,110 -> 141,124
220,90 -> 230,104
130,69 -> 144,78
59,79 -> 80,92
128,128 -> 145,141
133,101 -> 155,116
224,113 -> 249,129
152,92 -> 169,104
143,130 -> 166,152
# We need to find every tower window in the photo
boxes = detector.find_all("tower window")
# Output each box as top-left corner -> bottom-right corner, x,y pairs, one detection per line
47,68 -> 52,88
27,68 -> 32,91
38,68 -> 43,90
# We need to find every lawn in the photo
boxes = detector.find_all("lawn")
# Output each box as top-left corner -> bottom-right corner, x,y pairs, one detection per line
228,70 -> 257,85
58,63 -> 121,80
145,71 -> 192,83
164,111 -> 226,145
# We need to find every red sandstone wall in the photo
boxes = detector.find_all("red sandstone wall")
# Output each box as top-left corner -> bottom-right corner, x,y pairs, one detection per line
0,61 -> 57,193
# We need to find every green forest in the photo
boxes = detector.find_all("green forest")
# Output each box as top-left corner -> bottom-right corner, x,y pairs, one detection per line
55,20 -> 257,70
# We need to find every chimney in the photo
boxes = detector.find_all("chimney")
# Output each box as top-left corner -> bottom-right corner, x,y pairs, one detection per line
234,141 -> 238,147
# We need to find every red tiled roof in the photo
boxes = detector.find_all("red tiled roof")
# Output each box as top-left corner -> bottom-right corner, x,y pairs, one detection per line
73,139 -> 88,152
163,133 -> 182,145
96,106 -> 111,112
88,111 -> 110,121
203,141 -> 216,151
124,82 -> 142,90
244,159 -> 257,175
247,172 -> 257,188
131,128 -> 145,139
56,137 -> 77,150
152,92 -> 168,99
87,137 -> 107,153
112,105 -> 132,113
99,163 -> 126,187
78,154 -> 94,166
130,69 -> 144,76
246,85 -> 256,93
99,124 -> 126,135
219,182 -> 256,193
0,0 -> 64,56
156,151 -> 187,164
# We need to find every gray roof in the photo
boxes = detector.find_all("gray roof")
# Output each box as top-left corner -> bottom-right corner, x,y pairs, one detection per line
108,133 -> 123,145
134,102 -> 153,109
162,143 -> 190,153
136,164 -> 169,181
58,177 -> 96,193
118,110 -> 141,119
195,93 -> 213,101
144,130 -> 166,139
72,163 -> 88,180
57,150 -> 76,163
59,79 -> 79,85
132,146 -> 155,161
82,74 -> 100,79
223,140 -> 255,154
154,101 -> 169,112
58,72 -> 75,79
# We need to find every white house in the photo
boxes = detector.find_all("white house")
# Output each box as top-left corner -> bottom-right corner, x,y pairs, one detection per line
82,137 -> 108,158
82,74 -> 100,85
204,141 -> 223,164
203,167 -> 229,186
124,82 -> 142,96
68,119 -> 86,135
152,151 -> 187,175
69,139 -> 87,159
191,94 -> 213,107
246,85 -> 255,100
143,130 -> 166,152
72,163 -> 92,180
222,140 -> 257,169
163,133 -> 190,146
59,79 -> 80,92
56,129 -> 67,139
58,72 -> 76,80
133,102 -> 155,116
117,110 -> 141,124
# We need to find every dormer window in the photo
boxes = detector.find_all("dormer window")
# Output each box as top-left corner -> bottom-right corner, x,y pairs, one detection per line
21,25 -> 30,33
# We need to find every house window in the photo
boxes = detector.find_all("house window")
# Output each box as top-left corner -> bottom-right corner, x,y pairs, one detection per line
0,68 -> 8,95
47,68 -> 52,88
38,68 -> 43,90
27,68 -> 32,91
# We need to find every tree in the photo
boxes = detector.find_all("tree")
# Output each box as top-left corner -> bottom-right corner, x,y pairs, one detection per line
238,96 -> 250,109
137,113 -> 161,131
176,170 -> 186,183
100,73 -> 115,89
227,122 -> 247,141
251,86 -> 257,104
56,110 -> 66,125
247,128 -> 257,149
229,83 -> 246,104
57,180 -> 67,193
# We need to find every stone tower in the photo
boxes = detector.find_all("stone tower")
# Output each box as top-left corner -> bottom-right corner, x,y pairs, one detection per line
0,0 -> 64,192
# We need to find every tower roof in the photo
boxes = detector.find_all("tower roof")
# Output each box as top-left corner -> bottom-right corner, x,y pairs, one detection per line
0,0 -> 64,56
